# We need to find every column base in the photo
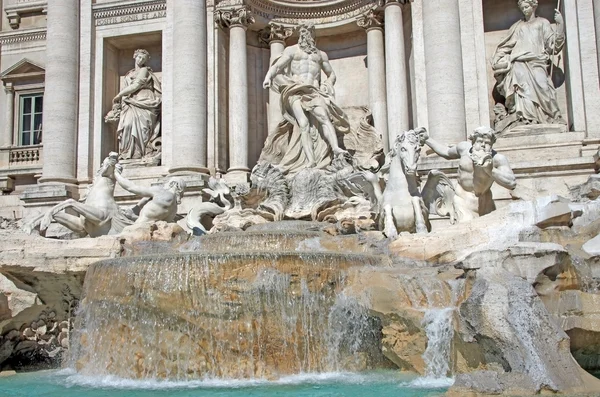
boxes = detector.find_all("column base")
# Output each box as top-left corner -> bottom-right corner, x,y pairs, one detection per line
37,177 -> 78,185
168,165 -> 210,175
224,169 -> 250,185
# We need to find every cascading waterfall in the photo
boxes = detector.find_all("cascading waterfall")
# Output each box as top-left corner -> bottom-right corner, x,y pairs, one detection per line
67,245 -> 389,381
421,308 -> 454,379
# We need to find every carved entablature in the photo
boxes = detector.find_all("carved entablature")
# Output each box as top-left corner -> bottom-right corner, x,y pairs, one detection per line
258,22 -> 294,45
93,0 -> 166,27
244,0 -> 378,26
0,28 -> 46,47
3,0 -> 47,30
215,6 -> 256,30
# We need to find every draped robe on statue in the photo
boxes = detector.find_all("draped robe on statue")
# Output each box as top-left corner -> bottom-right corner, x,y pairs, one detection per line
259,69 -> 350,177
492,17 -> 564,125
117,67 -> 162,160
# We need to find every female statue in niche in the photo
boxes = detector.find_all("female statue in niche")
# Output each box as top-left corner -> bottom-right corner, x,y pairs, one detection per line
491,0 -> 566,130
106,49 -> 162,161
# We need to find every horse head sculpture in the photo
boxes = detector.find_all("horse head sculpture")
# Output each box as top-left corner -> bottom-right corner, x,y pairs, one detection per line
390,127 -> 427,176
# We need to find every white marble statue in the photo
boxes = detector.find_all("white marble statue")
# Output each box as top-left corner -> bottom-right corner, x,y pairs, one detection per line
261,23 -> 350,175
420,127 -> 517,223
491,0 -> 565,129
106,49 -> 162,161
186,177 -> 233,235
380,128 -> 430,238
114,169 -> 186,224
23,153 -> 132,237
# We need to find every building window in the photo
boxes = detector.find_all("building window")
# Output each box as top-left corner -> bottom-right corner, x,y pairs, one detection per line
19,93 -> 43,146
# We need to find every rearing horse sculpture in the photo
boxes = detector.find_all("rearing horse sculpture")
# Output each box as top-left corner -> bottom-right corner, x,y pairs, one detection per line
23,152 -> 131,237
380,128 -> 430,238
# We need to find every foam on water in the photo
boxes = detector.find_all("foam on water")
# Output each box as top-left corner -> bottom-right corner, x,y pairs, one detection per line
57,370 -> 402,390
405,376 -> 454,389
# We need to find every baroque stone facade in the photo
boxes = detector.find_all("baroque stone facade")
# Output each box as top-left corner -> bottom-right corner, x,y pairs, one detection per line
0,0 -> 598,228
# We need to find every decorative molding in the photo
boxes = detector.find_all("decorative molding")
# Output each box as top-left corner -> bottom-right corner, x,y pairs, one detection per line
245,0 -> 377,24
215,6 -> 255,30
0,28 -> 46,46
93,0 -> 166,27
258,22 -> 294,45
356,8 -> 383,30
4,0 -> 47,29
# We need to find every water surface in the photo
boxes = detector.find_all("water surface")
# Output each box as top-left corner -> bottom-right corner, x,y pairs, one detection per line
0,370 -> 450,397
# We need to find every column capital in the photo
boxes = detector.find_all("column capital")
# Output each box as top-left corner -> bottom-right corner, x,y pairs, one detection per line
383,0 -> 410,8
215,6 -> 255,30
258,22 -> 294,46
3,82 -> 14,94
356,9 -> 384,30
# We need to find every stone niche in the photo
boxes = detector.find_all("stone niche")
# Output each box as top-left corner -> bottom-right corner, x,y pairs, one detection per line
482,0 -> 569,130
244,26 -> 371,166
101,31 -> 162,165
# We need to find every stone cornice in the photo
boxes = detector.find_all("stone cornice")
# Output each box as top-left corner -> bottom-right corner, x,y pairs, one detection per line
258,22 -> 294,45
92,0 -> 166,24
215,6 -> 255,29
4,0 -> 47,29
0,28 -> 46,45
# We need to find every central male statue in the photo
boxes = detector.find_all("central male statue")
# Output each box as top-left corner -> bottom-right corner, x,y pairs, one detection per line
261,23 -> 350,176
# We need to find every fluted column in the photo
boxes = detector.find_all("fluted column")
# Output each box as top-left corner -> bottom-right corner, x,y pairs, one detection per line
170,0 -> 208,174
594,0 -> 600,74
3,84 -> 14,148
384,0 -> 409,144
259,23 -> 293,135
216,7 -> 254,181
422,0 -> 466,144
357,10 -> 389,152
39,0 -> 79,184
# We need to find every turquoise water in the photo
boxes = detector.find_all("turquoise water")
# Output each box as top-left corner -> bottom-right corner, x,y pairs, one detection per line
0,370 -> 450,397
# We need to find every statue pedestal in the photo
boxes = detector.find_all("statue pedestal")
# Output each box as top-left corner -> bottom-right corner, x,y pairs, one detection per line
119,157 -> 161,169
500,123 -> 568,138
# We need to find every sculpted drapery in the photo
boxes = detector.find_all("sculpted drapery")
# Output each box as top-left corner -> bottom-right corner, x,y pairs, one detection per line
260,23 -> 350,177
259,74 -> 350,177
492,0 -> 565,127
109,49 -> 162,161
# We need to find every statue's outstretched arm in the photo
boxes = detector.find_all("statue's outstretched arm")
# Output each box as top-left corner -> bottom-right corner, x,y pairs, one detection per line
425,138 -> 463,160
115,168 -> 155,198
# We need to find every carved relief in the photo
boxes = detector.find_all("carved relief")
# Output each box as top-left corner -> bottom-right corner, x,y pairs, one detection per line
214,6 -> 255,29
356,8 -> 383,30
258,22 -> 294,45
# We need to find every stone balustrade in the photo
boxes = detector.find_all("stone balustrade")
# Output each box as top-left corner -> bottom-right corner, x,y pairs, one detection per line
0,145 -> 43,168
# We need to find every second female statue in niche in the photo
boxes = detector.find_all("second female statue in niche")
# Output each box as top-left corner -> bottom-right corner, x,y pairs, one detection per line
106,49 -> 162,161
491,0 -> 566,131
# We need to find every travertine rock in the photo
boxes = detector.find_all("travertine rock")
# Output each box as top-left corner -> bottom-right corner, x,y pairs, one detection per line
453,268 -> 600,395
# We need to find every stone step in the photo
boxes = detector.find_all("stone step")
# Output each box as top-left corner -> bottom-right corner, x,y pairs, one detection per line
493,130 -> 586,149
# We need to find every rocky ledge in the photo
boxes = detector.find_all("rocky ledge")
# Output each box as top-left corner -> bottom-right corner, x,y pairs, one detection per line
1,195 -> 600,395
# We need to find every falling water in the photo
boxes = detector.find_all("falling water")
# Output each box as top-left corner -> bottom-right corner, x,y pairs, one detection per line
67,251 -> 387,380
421,308 -> 454,380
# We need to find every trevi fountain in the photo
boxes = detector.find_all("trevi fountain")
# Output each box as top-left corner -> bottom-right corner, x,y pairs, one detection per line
1,0 -> 600,396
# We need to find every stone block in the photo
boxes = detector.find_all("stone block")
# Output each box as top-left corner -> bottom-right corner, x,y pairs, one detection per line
582,234 -> 600,256
534,195 -> 577,228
